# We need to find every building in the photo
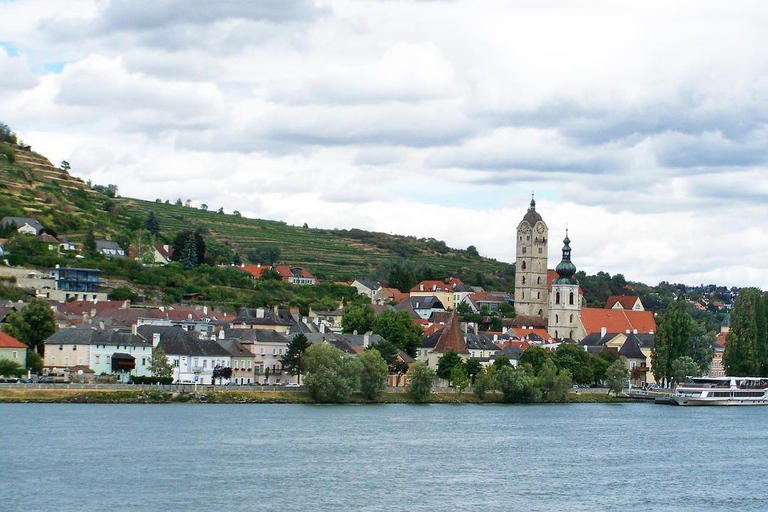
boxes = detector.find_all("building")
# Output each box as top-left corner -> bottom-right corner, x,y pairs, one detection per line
515,196 -> 548,319
43,326 -> 152,382
410,280 -> 456,310
216,336 -> 256,385
0,331 -> 27,370
45,266 -> 107,302
548,231 -> 582,340
351,280 -> 382,300
605,295 -> 644,311
1,216 -> 43,235
137,325 -> 231,385
96,240 -> 126,258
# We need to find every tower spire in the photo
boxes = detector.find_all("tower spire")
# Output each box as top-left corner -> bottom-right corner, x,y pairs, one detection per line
530,192 -> 536,210
554,230 -> 577,284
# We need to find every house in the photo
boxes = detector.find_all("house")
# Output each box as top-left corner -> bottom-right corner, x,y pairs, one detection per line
227,328 -> 294,385
232,306 -> 296,334
417,313 -> 470,369
0,331 -> 27,370
465,332 -> 502,360
43,326 -> 152,382
373,287 -> 409,305
579,331 -> 656,384
137,325 -> 231,385
58,237 -> 79,252
1,216 -> 43,235
216,335 -> 256,385
42,266 -> 107,302
351,279 -> 382,300
96,240 -> 126,258
36,233 -> 59,250
307,307 -> 344,333
410,280 -> 456,310
152,244 -> 174,264
578,308 -> 656,341
407,296 -> 445,321
618,333 -> 651,386
461,292 -> 512,314
605,295 -> 645,311
240,264 -> 318,285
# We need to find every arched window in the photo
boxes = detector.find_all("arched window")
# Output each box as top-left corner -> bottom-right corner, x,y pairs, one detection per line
555,314 -> 559,323
555,291 -> 561,304
537,309 -> 543,317
537,276 -> 541,284
555,330 -> 559,338
570,314 -> 573,322
569,292 -> 574,305
536,292 -> 540,299
522,261 -> 526,270
522,276 -> 526,285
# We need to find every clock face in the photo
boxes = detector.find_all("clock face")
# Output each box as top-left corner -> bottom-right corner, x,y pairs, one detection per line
535,223 -> 545,234
520,224 -> 530,233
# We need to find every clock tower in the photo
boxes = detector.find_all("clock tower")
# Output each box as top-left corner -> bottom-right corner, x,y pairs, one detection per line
515,196 -> 548,319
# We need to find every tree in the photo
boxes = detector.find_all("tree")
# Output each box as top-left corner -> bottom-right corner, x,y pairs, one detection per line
248,246 -> 281,265
652,296 -> 693,382
143,211 -> 160,235
606,357 -> 629,396
592,356 -> 611,385
554,343 -> 593,385
450,364 -> 469,393
466,245 -> 480,258
407,362 -> 435,403
519,346 -> 549,374
670,356 -> 699,386
217,207 -> 224,214
436,349 -> 463,380
233,210 -> 242,217
538,358 -> 571,402
372,310 -> 422,357
172,230 -> 206,269
60,160 -> 70,172
130,229 -> 155,265
464,358 -> 482,383
282,334 -> 309,384
302,342 -> 362,403
341,304 -> 375,334
473,365 -> 497,400
149,347 -> 173,380
27,351 -> 43,375
358,349 -> 388,400
83,228 -> 97,257
0,359 -> 24,377
4,298 -> 56,355
200,204 -> 208,211
724,288 -> 765,376
212,365 -> 232,385
493,355 -> 512,369
497,366 -> 541,403
688,321 -> 715,375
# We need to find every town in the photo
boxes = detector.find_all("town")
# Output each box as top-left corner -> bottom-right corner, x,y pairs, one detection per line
0,188 -> 746,403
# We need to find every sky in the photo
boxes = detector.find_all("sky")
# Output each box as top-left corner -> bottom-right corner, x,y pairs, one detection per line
1,0 -> 767,289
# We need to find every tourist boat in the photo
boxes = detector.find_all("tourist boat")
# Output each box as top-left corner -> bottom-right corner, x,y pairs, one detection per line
669,377 -> 768,406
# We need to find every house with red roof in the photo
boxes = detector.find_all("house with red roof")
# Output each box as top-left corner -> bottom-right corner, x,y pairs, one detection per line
605,295 -> 644,311
0,331 -> 27,370
578,308 -> 656,340
240,264 -> 317,285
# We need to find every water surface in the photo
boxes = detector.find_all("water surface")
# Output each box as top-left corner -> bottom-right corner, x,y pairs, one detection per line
2,403 -> 766,511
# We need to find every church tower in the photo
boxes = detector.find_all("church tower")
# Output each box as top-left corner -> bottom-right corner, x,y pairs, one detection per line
548,230 -> 582,340
515,196 -> 548,319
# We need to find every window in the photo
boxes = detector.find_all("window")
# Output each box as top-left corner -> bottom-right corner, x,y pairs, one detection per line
142,358 -> 146,365
77,357 -> 83,365
570,314 -> 573,322
555,291 -> 561,304
522,247 -> 526,254
260,347 -> 265,355
555,314 -> 559,323
95,355 -> 100,364
521,276 -> 526,285
522,261 -> 526,270
248,361 -> 252,370
272,348 -> 277,355
538,248 -> 542,254
203,360 -> 208,369
12,351 -> 17,359
59,345 -> 63,350
537,276 -> 541,284
569,292 -> 574,305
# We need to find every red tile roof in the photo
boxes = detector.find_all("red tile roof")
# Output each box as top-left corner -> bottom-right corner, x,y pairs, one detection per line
241,264 -> 269,278
377,287 -> 409,304
0,331 -> 26,349
605,295 -> 641,310
433,313 -> 468,354
580,308 -> 656,336
410,280 -> 451,293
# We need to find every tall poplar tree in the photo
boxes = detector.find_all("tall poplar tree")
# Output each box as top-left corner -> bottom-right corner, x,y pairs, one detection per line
724,288 -> 764,376
651,296 -> 692,382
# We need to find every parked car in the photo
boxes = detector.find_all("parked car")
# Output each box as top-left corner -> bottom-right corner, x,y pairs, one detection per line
284,382 -> 300,388
39,376 -> 58,383
0,377 -> 20,383
20,377 -> 39,383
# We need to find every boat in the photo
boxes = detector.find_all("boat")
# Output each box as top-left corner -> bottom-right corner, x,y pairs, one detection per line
668,377 -> 768,406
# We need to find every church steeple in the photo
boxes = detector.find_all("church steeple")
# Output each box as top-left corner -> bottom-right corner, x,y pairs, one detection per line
554,230 -> 577,284
530,193 -> 536,210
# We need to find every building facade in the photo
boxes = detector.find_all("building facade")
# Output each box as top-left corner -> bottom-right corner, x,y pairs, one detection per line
515,196 -> 549,319
548,231 -> 582,340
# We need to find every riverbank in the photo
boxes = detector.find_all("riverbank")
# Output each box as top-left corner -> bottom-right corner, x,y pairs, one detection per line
0,387 -> 633,404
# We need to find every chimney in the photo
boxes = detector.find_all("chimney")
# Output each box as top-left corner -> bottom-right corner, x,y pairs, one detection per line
152,333 -> 160,347
502,327 -> 508,334
98,321 -> 104,330
600,327 -> 607,337
649,330 -> 654,334
460,322 -> 468,334
473,323 -> 478,335
353,330 -> 358,335
203,306 -> 208,315
364,333 -> 370,348
273,305 -> 279,315
633,329 -> 638,334
493,334 -> 498,341
420,284 -> 424,291
219,329 -> 225,340
320,323 -> 326,334
625,329 -> 630,334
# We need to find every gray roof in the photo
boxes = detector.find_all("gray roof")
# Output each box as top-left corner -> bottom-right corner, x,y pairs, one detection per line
453,284 -> 475,292
1,216 -> 43,232
137,325 -> 230,357
217,339 -> 255,358
225,328 -> 290,344
408,296 -> 444,310
619,334 -> 646,360
355,280 -> 381,291
499,346 -> 523,360
235,307 -> 296,326
421,330 -> 443,349
96,240 -> 123,251
44,326 -> 150,347
465,333 -> 501,351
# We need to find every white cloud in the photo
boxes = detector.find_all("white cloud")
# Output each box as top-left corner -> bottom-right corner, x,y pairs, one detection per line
3,0 -> 768,288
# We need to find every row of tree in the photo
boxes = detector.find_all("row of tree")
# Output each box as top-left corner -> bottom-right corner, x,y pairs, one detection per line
724,288 -> 768,376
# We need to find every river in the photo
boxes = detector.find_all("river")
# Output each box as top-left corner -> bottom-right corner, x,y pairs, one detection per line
1,403 -> 766,511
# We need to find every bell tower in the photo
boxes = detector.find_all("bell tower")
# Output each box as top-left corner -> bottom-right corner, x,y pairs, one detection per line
515,195 -> 548,318
548,230 -> 582,340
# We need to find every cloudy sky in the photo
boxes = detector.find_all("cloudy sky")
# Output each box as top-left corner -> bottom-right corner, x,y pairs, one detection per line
2,0 -> 767,289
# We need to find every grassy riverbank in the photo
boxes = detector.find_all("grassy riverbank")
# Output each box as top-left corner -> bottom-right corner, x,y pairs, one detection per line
0,388 -> 633,404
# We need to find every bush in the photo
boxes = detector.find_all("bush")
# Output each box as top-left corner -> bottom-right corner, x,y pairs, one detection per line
407,362 -> 435,403
358,349 -> 388,401
497,366 -> 542,403
130,376 -> 174,385
302,343 -> 362,403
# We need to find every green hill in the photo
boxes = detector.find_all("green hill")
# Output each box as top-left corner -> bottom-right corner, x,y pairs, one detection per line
0,142 -> 515,289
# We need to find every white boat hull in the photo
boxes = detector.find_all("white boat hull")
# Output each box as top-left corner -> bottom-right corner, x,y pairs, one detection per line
672,396 -> 768,406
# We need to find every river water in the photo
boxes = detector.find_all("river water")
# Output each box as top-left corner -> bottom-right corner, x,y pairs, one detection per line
1,403 -> 766,511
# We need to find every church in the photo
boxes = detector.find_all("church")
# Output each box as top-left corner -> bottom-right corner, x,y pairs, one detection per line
514,197 -> 655,343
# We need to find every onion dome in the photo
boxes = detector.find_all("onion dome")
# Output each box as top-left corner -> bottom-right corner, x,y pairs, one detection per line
553,230 -> 577,285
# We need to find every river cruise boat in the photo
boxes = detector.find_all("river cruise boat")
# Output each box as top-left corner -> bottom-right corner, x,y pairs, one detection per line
671,377 -> 768,406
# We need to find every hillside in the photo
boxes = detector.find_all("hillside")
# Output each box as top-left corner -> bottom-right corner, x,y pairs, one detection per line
0,143 -> 515,288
